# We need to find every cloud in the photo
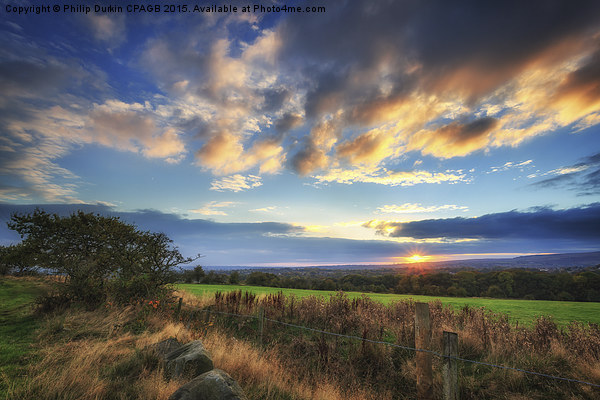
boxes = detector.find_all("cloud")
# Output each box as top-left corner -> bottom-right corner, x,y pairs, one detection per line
0,30 -> 192,202
210,174 -> 262,192
274,0 -> 600,165
249,206 -> 279,213
289,118 -> 342,175
313,167 -> 469,186
488,160 -> 533,174
86,13 -> 126,47
274,112 -> 303,133
195,132 -> 245,173
531,152 -> 600,195
189,201 -> 238,216
290,138 -> 330,176
4,1 -> 600,202
141,26 -> 290,176
407,117 -> 499,158
548,49 -> 600,125
0,203 -> 409,265
0,97 -> 188,202
336,128 -> 397,165
2,203 -> 598,265
363,204 -> 600,241
377,203 -> 469,214
88,100 -> 187,160
0,60 -> 68,97
0,114 -> 84,202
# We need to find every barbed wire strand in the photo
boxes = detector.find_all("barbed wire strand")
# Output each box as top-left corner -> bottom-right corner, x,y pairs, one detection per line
192,307 -> 600,389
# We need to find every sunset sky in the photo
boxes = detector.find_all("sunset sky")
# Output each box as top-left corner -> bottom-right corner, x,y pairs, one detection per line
1,0 -> 600,266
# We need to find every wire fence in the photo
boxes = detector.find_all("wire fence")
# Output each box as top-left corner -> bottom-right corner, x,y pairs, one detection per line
191,307 -> 600,390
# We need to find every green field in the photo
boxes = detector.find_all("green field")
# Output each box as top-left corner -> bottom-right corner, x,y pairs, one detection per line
178,283 -> 600,326
0,278 -> 47,396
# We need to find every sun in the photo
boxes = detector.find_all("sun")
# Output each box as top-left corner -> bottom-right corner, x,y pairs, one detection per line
406,254 -> 431,263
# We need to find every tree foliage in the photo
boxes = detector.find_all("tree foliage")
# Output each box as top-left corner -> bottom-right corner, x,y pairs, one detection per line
7,209 -> 200,307
0,243 -> 37,276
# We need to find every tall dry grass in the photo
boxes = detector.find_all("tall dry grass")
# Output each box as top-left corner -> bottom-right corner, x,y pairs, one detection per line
8,288 -> 600,399
201,289 -> 600,399
8,305 -> 191,400
7,295 -> 378,400
202,328 -> 377,400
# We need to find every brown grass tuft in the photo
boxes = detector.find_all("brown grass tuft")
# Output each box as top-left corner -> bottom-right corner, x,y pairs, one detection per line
8,306 -> 189,400
201,327 -> 375,400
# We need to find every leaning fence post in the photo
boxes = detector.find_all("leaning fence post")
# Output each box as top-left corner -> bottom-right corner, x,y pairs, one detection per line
258,307 -> 265,345
415,302 -> 433,400
443,331 -> 459,400
175,297 -> 183,319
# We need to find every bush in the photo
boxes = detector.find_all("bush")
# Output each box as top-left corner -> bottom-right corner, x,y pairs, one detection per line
8,209 -> 199,308
34,292 -> 72,314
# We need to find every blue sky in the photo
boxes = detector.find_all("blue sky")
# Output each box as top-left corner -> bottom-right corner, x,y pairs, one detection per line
1,0 -> 600,266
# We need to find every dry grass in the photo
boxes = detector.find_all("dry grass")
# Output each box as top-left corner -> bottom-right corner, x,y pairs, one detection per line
201,327 -> 377,400
7,295 -> 376,400
7,285 -> 600,400
172,289 -> 213,309
202,289 -> 600,399
8,306 -> 191,400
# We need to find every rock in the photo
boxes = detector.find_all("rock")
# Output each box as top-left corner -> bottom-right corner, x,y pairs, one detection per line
165,340 -> 214,379
151,338 -> 183,358
168,369 -> 248,400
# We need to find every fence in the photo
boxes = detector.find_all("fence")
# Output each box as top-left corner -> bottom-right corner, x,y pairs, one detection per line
177,298 -> 600,400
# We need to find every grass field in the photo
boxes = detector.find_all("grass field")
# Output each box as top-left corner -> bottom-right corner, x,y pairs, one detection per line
178,283 -> 600,326
0,277 -> 48,396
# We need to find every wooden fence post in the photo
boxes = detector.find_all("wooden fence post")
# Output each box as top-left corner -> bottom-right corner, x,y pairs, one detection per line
443,331 -> 459,400
415,302 -> 433,400
175,297 -> 183,319
258,307 -> 265,345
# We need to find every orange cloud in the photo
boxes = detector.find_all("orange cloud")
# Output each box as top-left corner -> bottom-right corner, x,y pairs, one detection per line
88,100 -> 186,161
549,50 -> 600,124
195,133 -> 284,175
407,117 -> 498,158
336,128 -> 397,165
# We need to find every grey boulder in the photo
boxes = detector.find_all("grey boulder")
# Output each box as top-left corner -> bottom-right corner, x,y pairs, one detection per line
164,340 -> 214,379
168,369 -> 248,400
151,338 -> 183,358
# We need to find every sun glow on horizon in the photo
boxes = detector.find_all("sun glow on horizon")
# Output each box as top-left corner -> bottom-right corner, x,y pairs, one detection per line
406,254 -> 431,263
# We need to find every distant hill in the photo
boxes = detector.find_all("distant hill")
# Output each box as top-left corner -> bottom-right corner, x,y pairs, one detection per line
206,251 -> 600,271
394,251 -> 600,270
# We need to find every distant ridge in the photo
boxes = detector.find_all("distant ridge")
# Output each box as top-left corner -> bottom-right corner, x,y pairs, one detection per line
205,251 -> 600,271
392,251 -> 600,270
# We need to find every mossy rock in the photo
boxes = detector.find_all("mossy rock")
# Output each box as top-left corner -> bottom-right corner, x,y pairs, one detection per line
168,369 -> 248,400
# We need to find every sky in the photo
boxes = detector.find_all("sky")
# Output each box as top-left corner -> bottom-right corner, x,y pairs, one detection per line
1,0 -> 600,266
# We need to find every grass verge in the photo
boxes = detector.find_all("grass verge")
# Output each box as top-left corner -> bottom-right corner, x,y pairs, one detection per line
0,277 -> 48,397
2,279 -> 367,400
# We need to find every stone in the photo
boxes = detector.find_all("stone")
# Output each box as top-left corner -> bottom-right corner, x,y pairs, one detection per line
164,340 -> 214,379
151,338 -> 183,358
168,369 -> 248,400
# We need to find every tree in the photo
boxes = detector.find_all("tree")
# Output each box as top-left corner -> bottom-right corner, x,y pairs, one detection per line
498,271 -> 514,297
229,271 -> 240,284
246,271 -> 279,286
485,285 -> 504,298
0,246 -> 12,275
108,231 -> 199,303
0,244 -> 36,276
193,265 -> 205,283
8,209 -> 200,307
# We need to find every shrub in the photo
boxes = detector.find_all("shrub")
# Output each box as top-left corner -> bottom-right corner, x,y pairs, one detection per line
8,209 -> 199,308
